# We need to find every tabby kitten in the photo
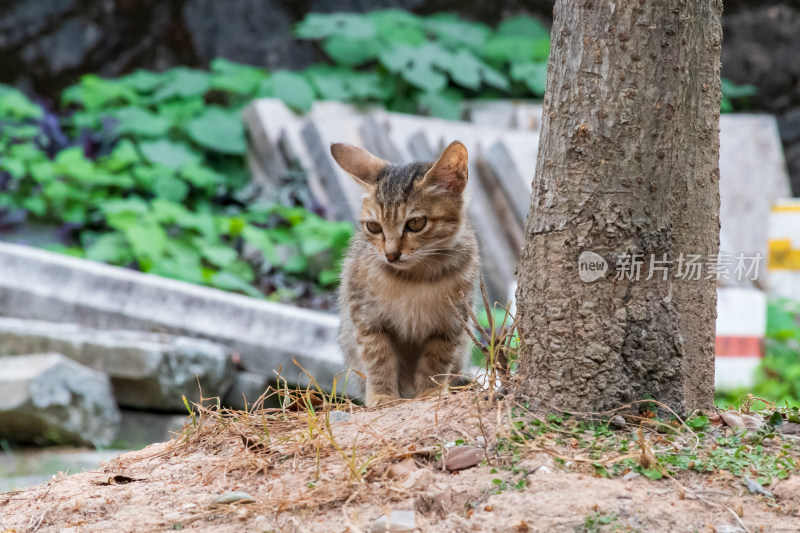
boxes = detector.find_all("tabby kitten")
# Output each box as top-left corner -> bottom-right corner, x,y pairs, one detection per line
331,141 -> 480,407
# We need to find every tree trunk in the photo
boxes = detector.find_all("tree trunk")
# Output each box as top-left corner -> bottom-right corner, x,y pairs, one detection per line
515,0 -> 722,414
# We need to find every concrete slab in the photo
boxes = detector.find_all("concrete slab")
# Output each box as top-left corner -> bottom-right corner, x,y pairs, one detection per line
0,243 -> 344,392
0,317 -> 235,412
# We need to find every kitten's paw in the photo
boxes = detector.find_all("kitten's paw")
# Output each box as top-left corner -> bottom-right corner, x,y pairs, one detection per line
365,393 -> 398,407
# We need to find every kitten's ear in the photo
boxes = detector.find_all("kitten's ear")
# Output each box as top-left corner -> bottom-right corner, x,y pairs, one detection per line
330,143 -> 388,187
422,141 -> 468,195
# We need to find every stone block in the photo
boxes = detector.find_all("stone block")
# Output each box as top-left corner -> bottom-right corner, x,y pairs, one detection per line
0,243 -> 344,395
0,317 -> 235,412
0,353 -> 120,446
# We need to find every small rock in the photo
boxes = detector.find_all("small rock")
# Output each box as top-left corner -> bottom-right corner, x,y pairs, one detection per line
534,465 -> 552,475
370,510 -> 416,532
212,491 -> 255,505
715,525 -> 745,533
743,476 -> 774,498
740,413 -> 764,430
762,438 -> 777,447
720,411 -> 745,429
387,457 -> 418,480
622,472 -> 641,481
445,445 -> 484,471
476,436 -> 487,448
781,422 -> 800,435
772,476 -> 800,505
328,410 -> 352,423
611,415 -> 627,430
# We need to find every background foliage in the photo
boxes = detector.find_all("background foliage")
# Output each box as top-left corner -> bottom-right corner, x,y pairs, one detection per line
0,9 -> 760,307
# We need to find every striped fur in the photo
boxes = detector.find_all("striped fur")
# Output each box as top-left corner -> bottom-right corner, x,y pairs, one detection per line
332,141 -> 480,406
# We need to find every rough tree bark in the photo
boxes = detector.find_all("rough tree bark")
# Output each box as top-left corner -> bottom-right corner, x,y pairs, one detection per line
515,0 -> 722,414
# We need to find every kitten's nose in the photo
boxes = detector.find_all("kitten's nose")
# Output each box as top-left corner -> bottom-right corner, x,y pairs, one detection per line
385,251 -> 401,262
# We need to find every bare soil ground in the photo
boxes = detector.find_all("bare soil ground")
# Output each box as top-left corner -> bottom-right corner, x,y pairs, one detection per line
1,388 -> 799,533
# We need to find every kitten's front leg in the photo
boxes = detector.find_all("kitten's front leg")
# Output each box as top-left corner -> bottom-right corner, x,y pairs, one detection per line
414,335 -> 460,397
358,330 -> 400,407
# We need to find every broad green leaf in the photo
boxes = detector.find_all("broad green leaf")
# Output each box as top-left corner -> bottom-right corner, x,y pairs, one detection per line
209,58 -> 267,95
125,222 -> 167,264
423,15 -> 490,51
295,13 -> 376,40
111,107 -> 170,137
117,69 -> 168,93
103,139 -> 141,172
484,36 -> 551,63
180,163 -> 224,188
322,36 -> 380,67
242,225 -> 280,264
62,74 -> 138,110
511,61 -> 548,95
448,49 -> 509,91
272,71 -> 316,112
85,232 -> 133,264
152,68 -> 210,102
153,174 -> 189,202
0,86 -> 43,119
199,242 -> 238,268
156,97 -> 205,127
496,15 -> 550,40
369,9 -> 425,46
418,90 -> 463,120
186,107 -> 246,155
379,44 -> 449,91
22,196 -> 47,217
305,66 -> 392,101
721,78 -> 758,99
140,139 -> 201,170
318,268 -> 340,287
209,271 -> 263,298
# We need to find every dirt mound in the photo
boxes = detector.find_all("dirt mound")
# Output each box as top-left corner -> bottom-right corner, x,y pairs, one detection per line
1,389 -> 798,532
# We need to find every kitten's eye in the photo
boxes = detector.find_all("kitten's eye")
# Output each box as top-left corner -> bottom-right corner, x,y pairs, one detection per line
405,216 -> 427,232
365,221 -> 382,234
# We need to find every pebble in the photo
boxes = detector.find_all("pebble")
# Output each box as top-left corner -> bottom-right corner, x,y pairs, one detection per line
445,445 -> 484,471
370,510 -> 416,532
622,472 -> 641,481
328,411 -> 352,423
212,491 -> 255,504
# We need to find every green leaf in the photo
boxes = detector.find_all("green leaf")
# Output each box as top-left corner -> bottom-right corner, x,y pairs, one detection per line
242,225 -> 280,264
318,269 -> 339,287
186,107 -> 246,155
369,10 -> 425,46
85,232 -> 134,264
379,44 -> 450,91
62,74 -> 138,111
640,468 -> 663,480
418,90 -> 463,120
485,35 -> 551,63
152,68 -> 210,102
117,70 -> 168,93
153,174 -> 189,202
448,50 -> 509,91
103,139 -> 141,172
199,242 -> 239,268
0,85 -> 43,120
209,271 -> 263,298
140,139 -> 201,170
322,36 -> 380,67
496,14 -> 550,40
209,59 -> 266,95
272,71 -> 316,112
295,13 -> 377,40
124,222 -> 167,264
111,107 -> 171,137
305,66 -> 392,101
510,61 -> 548,95
180,163 -> 223,189
721,78 -> 758,100
423,15 -> 490,51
